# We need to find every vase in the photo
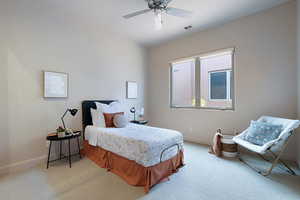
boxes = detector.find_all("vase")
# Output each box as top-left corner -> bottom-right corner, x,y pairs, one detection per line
57,131 -> 65,138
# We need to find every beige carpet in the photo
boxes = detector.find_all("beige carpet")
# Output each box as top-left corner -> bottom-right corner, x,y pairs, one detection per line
0,142 -> 299,200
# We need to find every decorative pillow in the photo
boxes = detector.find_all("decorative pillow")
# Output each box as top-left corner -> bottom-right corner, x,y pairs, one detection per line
96,102 -> 124,114
90,108 -> 106,127
244,120 -> 282,146
113,114 -> 128,128
103,112 -> 124,127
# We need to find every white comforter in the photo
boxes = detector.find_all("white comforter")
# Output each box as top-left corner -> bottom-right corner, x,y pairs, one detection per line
85,123 -> 184,167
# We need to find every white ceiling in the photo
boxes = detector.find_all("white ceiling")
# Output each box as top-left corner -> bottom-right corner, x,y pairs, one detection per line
9,0 -> 290,46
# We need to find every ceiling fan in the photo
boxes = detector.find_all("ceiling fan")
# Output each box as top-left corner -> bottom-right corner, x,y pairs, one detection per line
123,0 -> 192,30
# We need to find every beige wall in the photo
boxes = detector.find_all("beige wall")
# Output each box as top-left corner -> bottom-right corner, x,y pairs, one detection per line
0,2 -> 147,170
297,0 -> 300,167
0,44 -> 9,169
148,1 -> 298,160
0,2 -> 10,170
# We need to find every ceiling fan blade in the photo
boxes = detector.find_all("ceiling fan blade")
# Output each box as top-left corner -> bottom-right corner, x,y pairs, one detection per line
164,0 -> 174,5
166,7 -> 193,18
123,9 -> 152,19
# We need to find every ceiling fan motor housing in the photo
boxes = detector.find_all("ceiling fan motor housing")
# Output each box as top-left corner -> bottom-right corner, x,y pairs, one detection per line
147,0 -> 168,10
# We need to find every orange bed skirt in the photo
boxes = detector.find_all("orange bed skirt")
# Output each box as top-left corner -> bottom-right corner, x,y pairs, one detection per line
81,140 -> 184,193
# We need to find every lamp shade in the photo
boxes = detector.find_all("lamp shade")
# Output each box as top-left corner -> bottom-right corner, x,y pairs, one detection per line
130,107 -> 136,113
69,109 -> 78,116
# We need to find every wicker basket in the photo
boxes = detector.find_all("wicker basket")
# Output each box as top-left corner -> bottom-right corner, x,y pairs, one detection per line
220,135 -> 238,158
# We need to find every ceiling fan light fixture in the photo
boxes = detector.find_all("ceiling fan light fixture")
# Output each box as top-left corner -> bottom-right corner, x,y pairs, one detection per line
123,0 -> 192,30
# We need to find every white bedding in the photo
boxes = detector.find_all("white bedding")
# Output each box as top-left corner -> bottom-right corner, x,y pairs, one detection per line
85,123 -> 184,167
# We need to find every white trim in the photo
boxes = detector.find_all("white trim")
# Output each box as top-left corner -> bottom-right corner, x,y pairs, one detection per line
227,70 -> 231,100
0,155 -> 47,175
199,48 -> 234,59
169,47 -> 235,63
172,58 -> 196,65
195,57 -> 201,107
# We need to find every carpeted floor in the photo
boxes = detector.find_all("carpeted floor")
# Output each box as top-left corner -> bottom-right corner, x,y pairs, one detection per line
0,142 -> 299,200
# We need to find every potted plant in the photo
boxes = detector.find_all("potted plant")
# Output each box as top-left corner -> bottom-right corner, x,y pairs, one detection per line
56,126 -> 65,138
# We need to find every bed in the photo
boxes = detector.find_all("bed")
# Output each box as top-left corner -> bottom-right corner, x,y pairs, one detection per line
81,100 -> 184,193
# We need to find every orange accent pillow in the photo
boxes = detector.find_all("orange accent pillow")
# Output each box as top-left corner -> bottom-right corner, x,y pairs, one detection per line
103,112 -> 124,127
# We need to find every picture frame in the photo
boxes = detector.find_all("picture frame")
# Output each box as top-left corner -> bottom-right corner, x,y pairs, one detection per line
126,81 -> 138,99
44,71 -> 68,98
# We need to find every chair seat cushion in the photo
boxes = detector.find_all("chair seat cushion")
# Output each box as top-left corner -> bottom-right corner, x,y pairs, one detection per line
243,121 -> 282,146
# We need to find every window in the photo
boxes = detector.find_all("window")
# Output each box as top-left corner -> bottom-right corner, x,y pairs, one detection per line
209,70 -> 232,100
171,59 -> 195,107
170,48 -> 234,110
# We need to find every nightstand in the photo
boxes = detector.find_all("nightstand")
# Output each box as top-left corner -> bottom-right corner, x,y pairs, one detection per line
46,131 -> 81,168
130,120 -> 148,125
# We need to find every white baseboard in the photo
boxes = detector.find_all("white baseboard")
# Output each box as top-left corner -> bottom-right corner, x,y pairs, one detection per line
183,137 -> 210,146
0,155 -> 47,175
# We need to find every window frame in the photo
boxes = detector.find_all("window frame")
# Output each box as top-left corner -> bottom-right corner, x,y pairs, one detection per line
169,47 -> 235,111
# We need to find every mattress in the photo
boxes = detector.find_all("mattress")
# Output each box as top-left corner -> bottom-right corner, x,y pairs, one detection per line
85,123 -> 184,167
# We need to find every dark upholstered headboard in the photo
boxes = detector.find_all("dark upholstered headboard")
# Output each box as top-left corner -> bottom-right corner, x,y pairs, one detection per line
82,100 -> 115,139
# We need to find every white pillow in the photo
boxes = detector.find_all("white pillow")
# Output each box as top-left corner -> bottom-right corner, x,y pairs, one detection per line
96,102 -> 124,114
90,108 -> 105,127
95,102 -> 105,112
113,114 -> 128,128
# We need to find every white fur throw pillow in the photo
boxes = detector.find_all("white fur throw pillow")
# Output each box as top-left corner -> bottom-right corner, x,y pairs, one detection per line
113,114 -> 128,128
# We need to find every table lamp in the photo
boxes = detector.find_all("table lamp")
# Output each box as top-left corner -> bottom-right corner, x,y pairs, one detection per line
130,107 -> 136,121
61,108 -> 78,129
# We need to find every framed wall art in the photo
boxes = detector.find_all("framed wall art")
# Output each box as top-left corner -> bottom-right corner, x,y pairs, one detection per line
44,71 -> 68,98
126,81 -> 137,99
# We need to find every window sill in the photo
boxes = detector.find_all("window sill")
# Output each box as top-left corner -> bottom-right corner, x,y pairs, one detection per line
170,106 -> 235,111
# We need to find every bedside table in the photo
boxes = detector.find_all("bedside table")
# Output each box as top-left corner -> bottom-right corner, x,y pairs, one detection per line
46,131 -> 81,168
130,120 -> 148,125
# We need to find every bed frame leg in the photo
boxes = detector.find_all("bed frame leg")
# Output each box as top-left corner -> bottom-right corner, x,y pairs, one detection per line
144,187 -> 150,194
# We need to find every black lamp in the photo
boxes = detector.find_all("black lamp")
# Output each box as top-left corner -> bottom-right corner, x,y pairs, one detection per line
61,109 -> 78,129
